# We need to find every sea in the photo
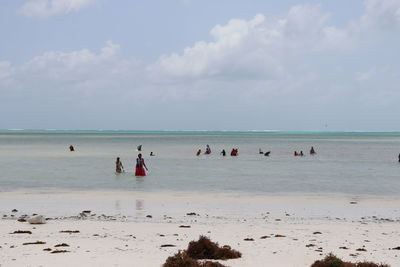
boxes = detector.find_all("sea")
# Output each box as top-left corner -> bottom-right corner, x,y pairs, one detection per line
0,130 -> 399,196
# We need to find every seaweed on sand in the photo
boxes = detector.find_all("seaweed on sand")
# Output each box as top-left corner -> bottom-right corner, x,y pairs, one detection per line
163,251 -> 226,267
186,236 -> 241,260
10,230 -> 32,234
162,236 -> 241,267
310,253 -> 390,267
23,241 -> 46,245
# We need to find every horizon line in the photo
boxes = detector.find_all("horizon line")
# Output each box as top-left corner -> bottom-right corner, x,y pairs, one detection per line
2,129 -> 400,134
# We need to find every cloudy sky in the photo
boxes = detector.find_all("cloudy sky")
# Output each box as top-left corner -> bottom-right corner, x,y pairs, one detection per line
1,0 -> 400,131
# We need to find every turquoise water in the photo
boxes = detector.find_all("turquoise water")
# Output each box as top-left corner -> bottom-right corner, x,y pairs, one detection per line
0,130 -> 399,195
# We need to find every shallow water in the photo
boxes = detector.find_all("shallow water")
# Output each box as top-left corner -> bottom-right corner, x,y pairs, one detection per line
0,131 -> 399,195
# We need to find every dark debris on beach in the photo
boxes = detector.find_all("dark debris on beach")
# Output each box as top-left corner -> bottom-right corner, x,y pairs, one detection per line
163,251 -> 227,267
311,253 -> 390,267
10,230 -> 32,234
54,243 -> 70,247
51,250 -> 69,254
59,230 -> 80,233
23,241 -> 46,245
163,236 -> 241,267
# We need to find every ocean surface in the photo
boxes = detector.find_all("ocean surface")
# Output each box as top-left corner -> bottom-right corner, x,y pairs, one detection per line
0,130 -> 399,195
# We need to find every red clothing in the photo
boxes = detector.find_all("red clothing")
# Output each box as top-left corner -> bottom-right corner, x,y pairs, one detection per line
135,167 -> 146,176
135,157 -> 146,176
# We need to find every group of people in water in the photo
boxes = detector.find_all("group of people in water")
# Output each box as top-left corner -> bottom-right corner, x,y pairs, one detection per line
197,145 -> 317,158
197,145 -> 239,156
115,153 -> 148,176
294,146 -> 316,157
116,147 -> 400,176
68,144 -> 149,176
115,145 -> 152,176
259,148 -> 271,156
72,143 -> 317,177
70,143 -> 399,178
112,144 -> 148,176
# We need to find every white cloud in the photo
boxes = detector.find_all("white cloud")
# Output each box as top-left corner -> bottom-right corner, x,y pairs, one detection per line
280,4 -> 329,39
19,0 -> 96,17
25,40 -> 120,71
360,0 -> 400,30
8,41 -> 140,99
150,0 -> 400,89
150,5 -> 349,80
151,14 -> 274,78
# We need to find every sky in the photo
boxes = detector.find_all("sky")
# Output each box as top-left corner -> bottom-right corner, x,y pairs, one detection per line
1,0 -> 400,131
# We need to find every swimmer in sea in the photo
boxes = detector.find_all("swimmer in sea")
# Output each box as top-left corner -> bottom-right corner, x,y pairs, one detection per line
205,144 -> 211,154
231,148 -> 238,156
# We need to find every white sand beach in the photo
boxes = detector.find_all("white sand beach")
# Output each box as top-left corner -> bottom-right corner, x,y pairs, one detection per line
1,191 -> 399,267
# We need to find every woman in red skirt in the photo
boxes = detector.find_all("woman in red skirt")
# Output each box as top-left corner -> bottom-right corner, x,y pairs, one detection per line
135,153 -> 148,176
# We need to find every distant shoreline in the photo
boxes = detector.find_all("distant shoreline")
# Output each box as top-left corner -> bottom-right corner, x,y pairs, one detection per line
2,129 -> 400,135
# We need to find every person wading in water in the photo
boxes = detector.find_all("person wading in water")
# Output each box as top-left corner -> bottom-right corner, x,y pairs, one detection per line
135,153 -> 148,176
115,157 -> 124,173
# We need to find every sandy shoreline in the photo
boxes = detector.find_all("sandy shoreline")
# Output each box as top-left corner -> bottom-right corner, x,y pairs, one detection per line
1,191 -> 399,266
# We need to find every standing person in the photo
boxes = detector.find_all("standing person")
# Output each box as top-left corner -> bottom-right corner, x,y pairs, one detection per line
310,146 -> 316,155
115,157 -> 124,173
398,153 -> 400,163
196,149 -> 201,156
135,153 -> 148,176
221,149 -> 226,156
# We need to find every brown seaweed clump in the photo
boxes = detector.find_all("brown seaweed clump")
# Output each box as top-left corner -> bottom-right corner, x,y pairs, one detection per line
162,236 -> 241,267
186,236 -> 241,260
10,230 -> 32,234
163,251 -> 226,267
310,253 -> 390,267
23,241 -> 46,245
